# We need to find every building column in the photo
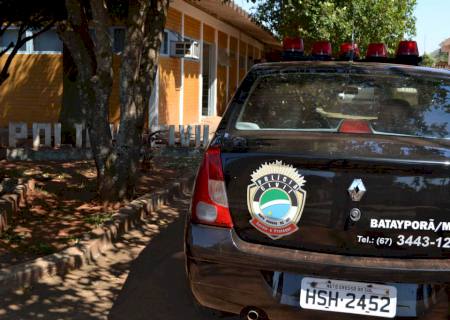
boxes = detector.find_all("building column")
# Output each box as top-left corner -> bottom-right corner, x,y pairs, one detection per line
179,13 -> 185,125
198,21 -> 204,122
236,33 -> 240,86
212,28 -> 218,116
226,34 -> 230,102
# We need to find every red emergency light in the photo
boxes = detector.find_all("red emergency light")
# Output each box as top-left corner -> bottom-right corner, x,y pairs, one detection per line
396,41 -> 419,56
312,41 -> 332,56
366,43 -> 388,58
395,40 -> 420,65
283,37 -> 304,52
339,42 -> 360,60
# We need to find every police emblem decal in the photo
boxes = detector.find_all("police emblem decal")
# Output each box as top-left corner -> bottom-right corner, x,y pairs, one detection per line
247,161 -> 307,239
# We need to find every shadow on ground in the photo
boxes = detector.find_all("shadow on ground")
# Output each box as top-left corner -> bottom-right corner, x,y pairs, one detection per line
108,200 -> 239,320
0,195 -> 237,320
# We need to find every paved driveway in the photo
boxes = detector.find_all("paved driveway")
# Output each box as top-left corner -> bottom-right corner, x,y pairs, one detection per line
0,196 -> 238,320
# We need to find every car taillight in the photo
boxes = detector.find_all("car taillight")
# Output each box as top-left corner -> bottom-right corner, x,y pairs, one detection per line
339,42 -> 360,59
191,146 -> 233,228
312,41 -> 332,56
283,37 -> 304,52
396,40 -> 419,56
339,120 -> 372,134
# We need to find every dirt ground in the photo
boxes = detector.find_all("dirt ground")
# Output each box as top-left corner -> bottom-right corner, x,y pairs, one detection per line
0,153 -> 200,268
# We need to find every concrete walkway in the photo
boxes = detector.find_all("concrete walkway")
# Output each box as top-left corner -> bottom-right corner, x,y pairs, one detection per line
0,196 -> 238,320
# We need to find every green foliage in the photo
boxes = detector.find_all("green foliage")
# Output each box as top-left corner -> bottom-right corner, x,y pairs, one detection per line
0,1 -> 66,30
421,53 -> 435,67
253,0 -> 417,54
84,213 -> 113,227
29,242 -> 56,255
429,49 -> 448,66
0,229 -> 24,244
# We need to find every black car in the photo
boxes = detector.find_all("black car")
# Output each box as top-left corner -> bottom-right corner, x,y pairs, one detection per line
185,61 -> 450,319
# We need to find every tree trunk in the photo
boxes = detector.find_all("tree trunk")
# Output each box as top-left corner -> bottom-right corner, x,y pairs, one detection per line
58,0 -> 115,201
59,0 -> 168,202
59,44 -> 85,144
98,0 -> 169,201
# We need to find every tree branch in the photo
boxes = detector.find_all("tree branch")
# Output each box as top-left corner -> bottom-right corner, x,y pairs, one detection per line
0,21 -> 13,38
0,42 -> 14,58
0,20 -> 55,86
20,20 -> 55,44
89,0 -> 113,86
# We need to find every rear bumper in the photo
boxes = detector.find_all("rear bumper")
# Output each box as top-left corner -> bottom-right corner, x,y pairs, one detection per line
185,223 -> 450,319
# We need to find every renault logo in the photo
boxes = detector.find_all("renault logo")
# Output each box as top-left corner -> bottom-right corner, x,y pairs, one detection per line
348,179 -> 366,202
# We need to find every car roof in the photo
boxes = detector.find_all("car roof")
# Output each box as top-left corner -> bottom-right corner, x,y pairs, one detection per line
250,61 -> 450,79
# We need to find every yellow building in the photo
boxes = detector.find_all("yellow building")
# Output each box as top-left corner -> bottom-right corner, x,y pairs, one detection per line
0,0 -> 279,132
439,37 -> 450,68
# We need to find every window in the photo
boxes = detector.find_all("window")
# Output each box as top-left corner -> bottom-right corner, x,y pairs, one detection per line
0,29 -> 27,52
33,30 -> 63,52
1,29 -> 63,53
112,28 -> 125,54
161,31 -> 169,55
236,72 -> 450,139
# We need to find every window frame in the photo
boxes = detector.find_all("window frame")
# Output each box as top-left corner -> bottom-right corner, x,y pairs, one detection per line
160,30 -> 170,56
0,27 -> 63,54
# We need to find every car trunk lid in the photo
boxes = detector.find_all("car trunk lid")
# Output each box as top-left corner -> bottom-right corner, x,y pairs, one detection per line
222,132 -> 450,258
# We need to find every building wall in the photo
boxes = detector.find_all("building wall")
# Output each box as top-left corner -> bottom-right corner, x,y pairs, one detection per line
158,7 -> 182,125
159,57 -> 181,124
239,40 -> 247,81
0,54 -> 62,127
217,31 -> 228,115
148,3 -> 269,126
166,7 -> 182,33
0,2 -> 267,129
229,37 -> 238,102
183,14 -> 201,124
109,55 -> 122,124
203,24 -> 215,44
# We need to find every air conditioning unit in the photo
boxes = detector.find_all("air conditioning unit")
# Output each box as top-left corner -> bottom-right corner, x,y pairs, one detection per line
170,40 -> 200,60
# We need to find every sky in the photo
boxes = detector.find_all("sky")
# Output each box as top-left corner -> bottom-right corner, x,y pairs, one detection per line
413,0 -> 450,54
234,0 -> 450,54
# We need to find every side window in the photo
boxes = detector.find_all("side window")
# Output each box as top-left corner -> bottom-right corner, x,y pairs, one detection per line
0,29 -> 27,52
33,30 -> 63,53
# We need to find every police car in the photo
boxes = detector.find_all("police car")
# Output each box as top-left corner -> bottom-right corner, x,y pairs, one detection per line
185,39 -> 450,319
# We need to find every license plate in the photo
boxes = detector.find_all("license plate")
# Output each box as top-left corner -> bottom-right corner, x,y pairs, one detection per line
300,277 -> 397,318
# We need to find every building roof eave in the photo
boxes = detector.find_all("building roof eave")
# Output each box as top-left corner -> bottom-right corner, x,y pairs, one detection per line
185,0 -> 281,48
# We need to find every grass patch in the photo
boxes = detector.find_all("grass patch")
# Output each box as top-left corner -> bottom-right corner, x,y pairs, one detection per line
29,242 -> 56,255
0,230 -> 25,244
84,213 -> 113,227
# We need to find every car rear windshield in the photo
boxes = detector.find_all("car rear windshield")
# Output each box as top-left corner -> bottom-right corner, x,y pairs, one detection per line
235,72 -> 450,139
